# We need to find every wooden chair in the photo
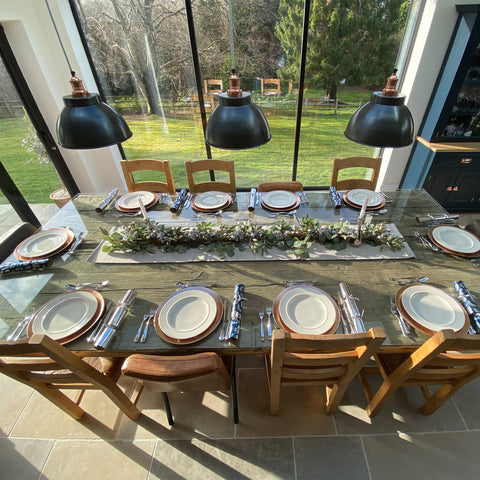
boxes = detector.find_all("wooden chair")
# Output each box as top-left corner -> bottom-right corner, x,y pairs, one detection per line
204,79 -> 223,95
185,159 -> 236,194
257,181 -> 303,192
261,78 -> 281,96
330,156 -> 382,191
0,222 -> 37,262
0,334 -> 140,421
360,329 -> 480,417
120,159 -> 176,194
121,352 -> 238,425
266,328 -> 386,415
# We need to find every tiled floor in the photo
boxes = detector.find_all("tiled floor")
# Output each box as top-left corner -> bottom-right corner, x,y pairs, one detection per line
1,209 -> 480,479
2,359 -> 480,480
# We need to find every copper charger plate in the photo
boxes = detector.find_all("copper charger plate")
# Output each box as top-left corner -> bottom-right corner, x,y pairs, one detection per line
26,289 -> 105,345
428,225 -> 480,258
342,191 -> 386,211
272,284 -> 340,335
154,286 -> 223,345
115,192 -> 159,212
261,195 -> 301,212
395,284 -> 469,335
191,193 -> 232,212
14,228 -> 75,261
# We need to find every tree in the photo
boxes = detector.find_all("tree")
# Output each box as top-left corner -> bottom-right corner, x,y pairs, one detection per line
275,0 -> 409,99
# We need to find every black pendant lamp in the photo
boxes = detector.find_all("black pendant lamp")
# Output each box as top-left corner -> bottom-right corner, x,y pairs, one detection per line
57,73 -> 132,149
46,0 -> 132,149
204,0 -> 270,149
205,70 -> 271,149
344,70 -> 414,148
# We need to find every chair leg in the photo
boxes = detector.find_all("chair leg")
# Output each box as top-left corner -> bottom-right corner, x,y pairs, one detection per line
162,392 -> 174,426
231,356 -> 239,424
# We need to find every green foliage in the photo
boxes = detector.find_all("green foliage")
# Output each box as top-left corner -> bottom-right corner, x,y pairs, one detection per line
101,216 -> 406,259
275,0 -> 409,94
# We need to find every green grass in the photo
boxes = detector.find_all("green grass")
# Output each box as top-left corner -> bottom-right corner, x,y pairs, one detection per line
0,90 -> 374,204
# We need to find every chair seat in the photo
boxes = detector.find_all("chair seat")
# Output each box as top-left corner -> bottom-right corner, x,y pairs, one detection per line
121,352 -> 231,392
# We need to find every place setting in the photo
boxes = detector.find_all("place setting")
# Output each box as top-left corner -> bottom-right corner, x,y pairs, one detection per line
260,190 -> 301,214
190,191 -> 233,217
113,190 -> 159,217
427,224 -> 480,257
342,188 -> 387,211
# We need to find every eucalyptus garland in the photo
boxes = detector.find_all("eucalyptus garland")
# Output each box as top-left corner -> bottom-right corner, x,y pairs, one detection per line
100,216 -> 406,259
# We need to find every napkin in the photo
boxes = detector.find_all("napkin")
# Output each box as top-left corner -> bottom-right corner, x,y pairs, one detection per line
96,188 -> 119,213
329,186 -> 342,209
0,258 -> 52,274
225,283 -> 245,341
415,213 -> 459,224
454,280 -> 480,333
169,188 -> 188,213
248,188 -> 257,212
94,289 -> 136,349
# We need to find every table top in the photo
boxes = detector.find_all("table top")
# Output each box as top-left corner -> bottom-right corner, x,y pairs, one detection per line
1,189 -> 478,356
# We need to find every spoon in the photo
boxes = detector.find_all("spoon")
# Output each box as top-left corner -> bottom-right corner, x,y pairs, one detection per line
65,280 -> 109,290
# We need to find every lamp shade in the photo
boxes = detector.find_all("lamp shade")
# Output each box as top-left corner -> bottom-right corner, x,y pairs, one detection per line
344,91 -> 414,148
205,92 -> 271,149
57,93 -> 132,149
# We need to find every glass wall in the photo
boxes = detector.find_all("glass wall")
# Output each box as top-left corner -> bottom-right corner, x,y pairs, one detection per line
0,55 -> 64,235
74,0 -> 410,188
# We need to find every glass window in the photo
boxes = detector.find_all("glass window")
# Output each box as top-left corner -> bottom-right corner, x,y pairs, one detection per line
74,0 -> 410,188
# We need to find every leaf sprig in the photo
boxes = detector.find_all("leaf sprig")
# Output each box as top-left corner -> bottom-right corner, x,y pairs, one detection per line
100,216 -> 406,259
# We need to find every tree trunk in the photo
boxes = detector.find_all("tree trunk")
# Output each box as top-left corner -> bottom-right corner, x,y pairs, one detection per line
325,84 -> 337,100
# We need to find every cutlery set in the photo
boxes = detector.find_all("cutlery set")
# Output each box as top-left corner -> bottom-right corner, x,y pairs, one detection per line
390,296 -> 410,336
134,310 -> 155,343
258,306 -> 274,342
414,231 -> 439,251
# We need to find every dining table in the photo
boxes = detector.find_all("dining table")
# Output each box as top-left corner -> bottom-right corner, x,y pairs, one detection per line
1,188 -> 478,358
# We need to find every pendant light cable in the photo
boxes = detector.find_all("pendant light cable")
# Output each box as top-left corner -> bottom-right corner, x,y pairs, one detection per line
45,0 -> 75,76
228,0 -> 235,71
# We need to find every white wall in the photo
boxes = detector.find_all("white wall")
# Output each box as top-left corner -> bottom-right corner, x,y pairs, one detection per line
0,0 -> 126,193
379,0 -> 477,190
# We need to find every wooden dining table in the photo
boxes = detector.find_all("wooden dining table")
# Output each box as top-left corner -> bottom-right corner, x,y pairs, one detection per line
1,189 -> 478,357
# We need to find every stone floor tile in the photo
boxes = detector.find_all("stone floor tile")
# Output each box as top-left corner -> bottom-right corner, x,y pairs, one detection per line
0,438 -> 53,480
149,437 -> 295,480
294,436 -> 370,480
0,375 -> 33,435
363,431 -> 480,480
236,368 -> 335,437
39,439 -> 155,480
335,377 -> 466,435
451,376 -> 480,429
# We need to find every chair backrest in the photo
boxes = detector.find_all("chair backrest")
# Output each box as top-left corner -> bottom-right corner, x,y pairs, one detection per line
330,156 -> 382,191
367,329 -> 480,416
261,78 -> 281,95
0,222 -> 37,262
0,334 -> 139,420
204,79 -> 223,95
257,181 -> 303,192
185,159 -> 236,194
268,327 -> 386,415
120,159 -> 176,194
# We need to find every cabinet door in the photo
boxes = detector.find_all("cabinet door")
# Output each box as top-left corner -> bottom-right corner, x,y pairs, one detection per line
443,170 -> 480,209
423,166 -> 460,207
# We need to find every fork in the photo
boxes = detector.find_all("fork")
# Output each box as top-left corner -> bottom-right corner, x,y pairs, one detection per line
140,311 -> 155,343
266,306 -> 273,340
259,311 -> 265,341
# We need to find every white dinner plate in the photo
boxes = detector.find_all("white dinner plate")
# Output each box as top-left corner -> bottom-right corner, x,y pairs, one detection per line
397,284 -> 467,334
157,288 -> 219,340
261,190 -> 298,210
15,229 -> 70,259
29,290 -> 102,341
192,191 -> 231,211
429,225 -> 480,255
275,285 -> 339,334
345,189 -> 384,208
116,191 -> 156,210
